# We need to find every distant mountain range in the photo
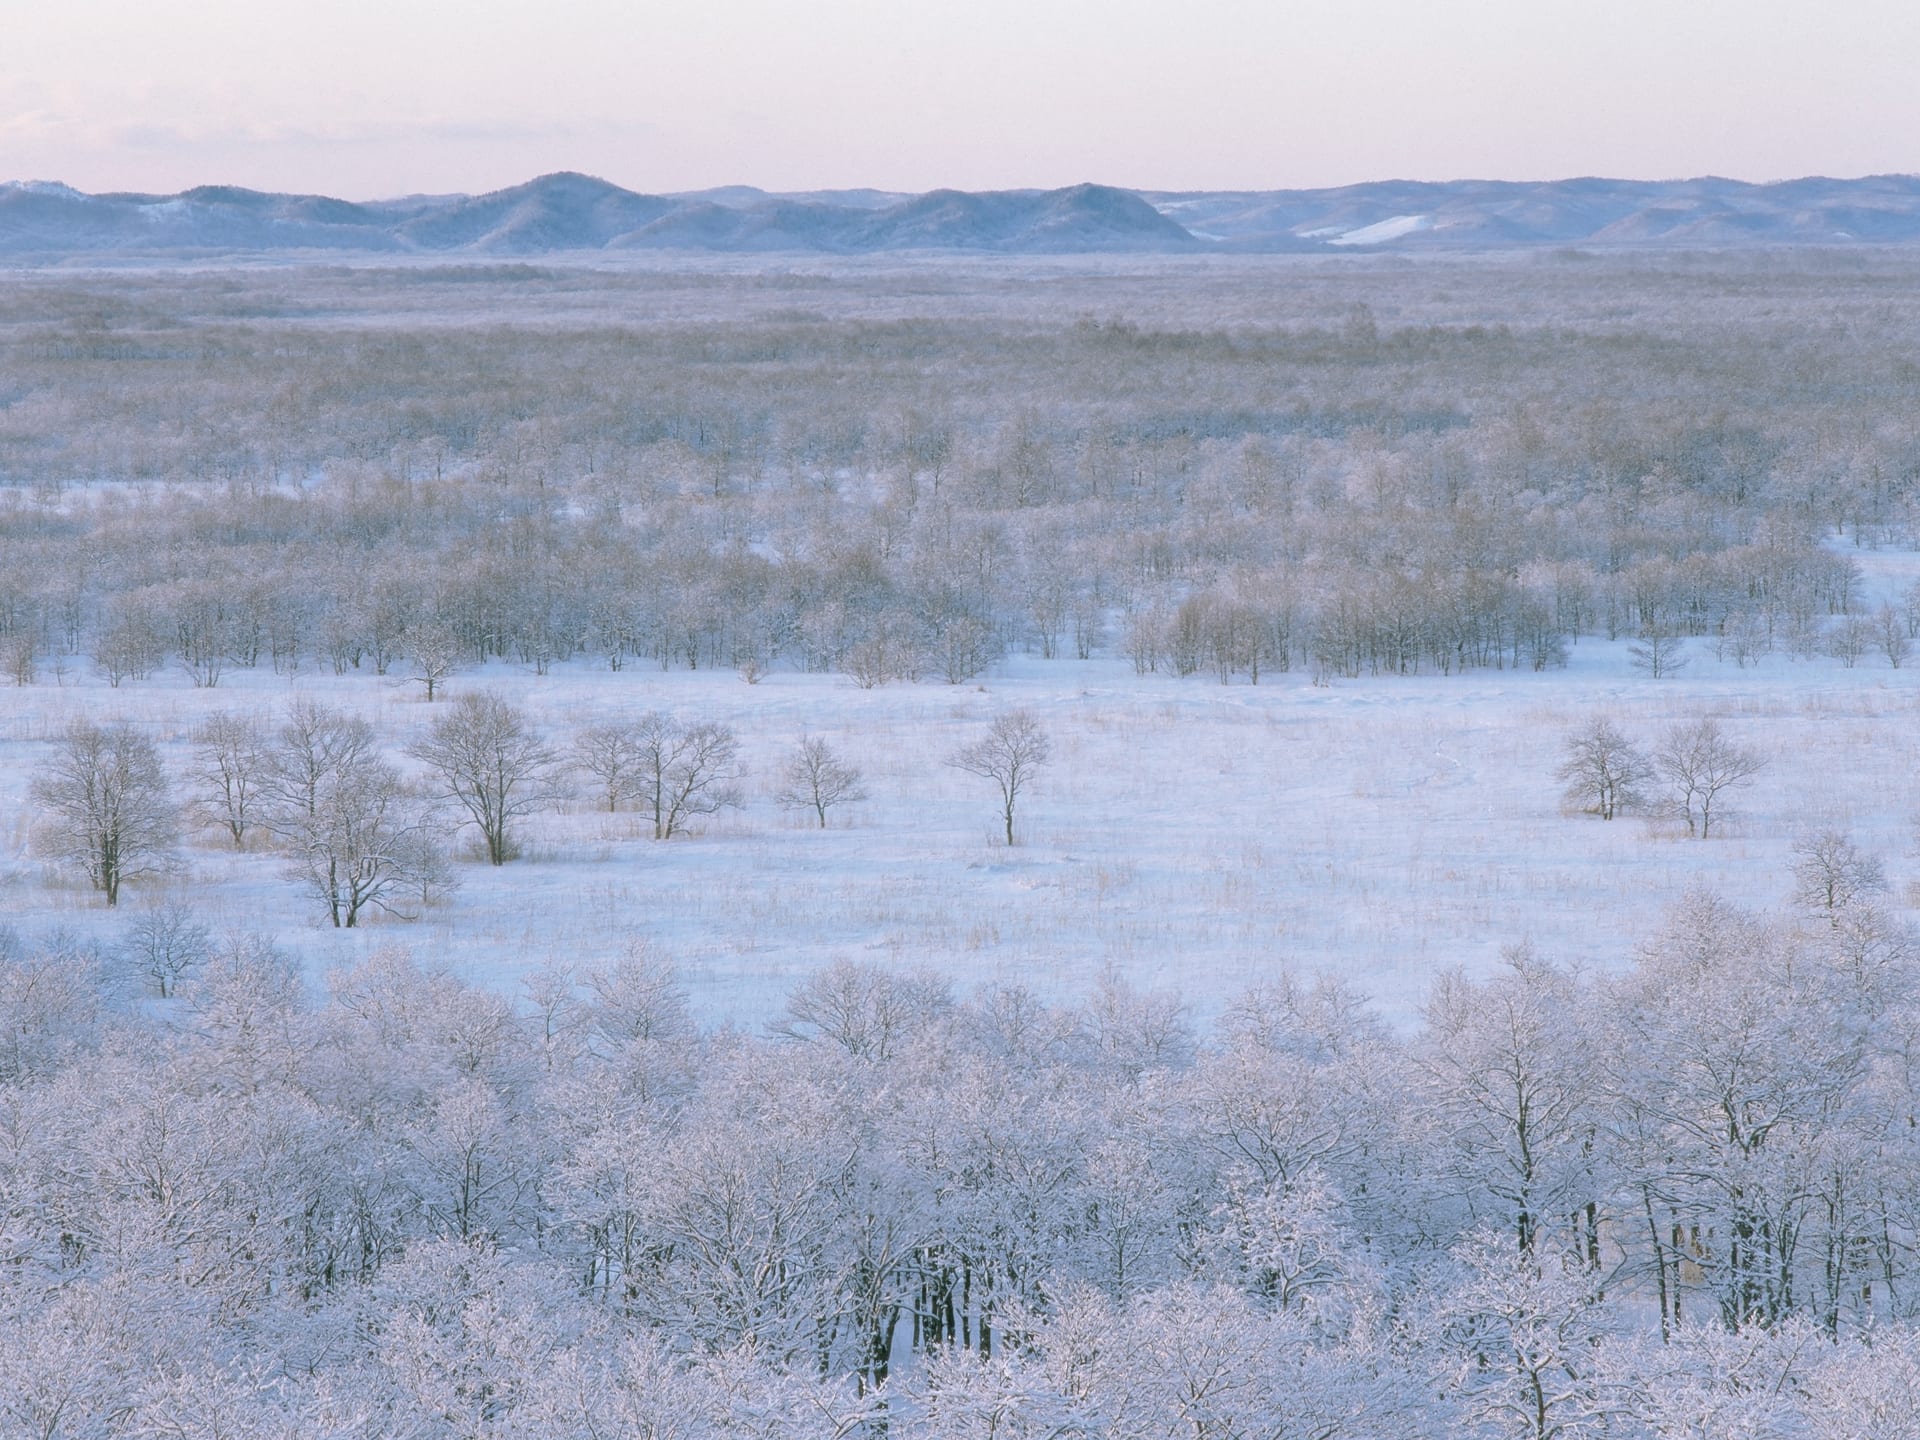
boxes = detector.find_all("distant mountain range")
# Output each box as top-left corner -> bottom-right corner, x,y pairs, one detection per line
6,171 -> 1920,258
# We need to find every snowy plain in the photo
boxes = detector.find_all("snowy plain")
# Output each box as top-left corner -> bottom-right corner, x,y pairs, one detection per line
3,550 -> 1915,1030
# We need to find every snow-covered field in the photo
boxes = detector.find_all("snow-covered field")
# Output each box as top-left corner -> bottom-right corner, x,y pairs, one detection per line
4,564 -> 1916,1028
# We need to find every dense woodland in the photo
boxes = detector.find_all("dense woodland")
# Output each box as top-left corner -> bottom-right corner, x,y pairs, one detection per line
2,254 -> 1919,688
7,885 -> 1920,1438
7,253 -> 1920,1436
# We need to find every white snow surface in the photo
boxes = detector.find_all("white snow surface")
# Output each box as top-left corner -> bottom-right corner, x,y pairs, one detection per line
3,564 -> 1917,1031
1328,214 -> 1432,246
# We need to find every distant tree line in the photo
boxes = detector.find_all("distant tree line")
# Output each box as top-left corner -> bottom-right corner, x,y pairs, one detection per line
2,261 -> 1919,692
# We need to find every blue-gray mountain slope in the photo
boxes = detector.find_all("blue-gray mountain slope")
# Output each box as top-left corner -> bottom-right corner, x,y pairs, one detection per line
6,171 -> 1920,257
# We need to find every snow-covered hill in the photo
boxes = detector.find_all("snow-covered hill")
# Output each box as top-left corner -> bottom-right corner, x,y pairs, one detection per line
9,171 -> 1920,257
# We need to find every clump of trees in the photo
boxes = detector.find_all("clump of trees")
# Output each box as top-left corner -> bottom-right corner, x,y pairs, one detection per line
176,699 -> 461,926
571,714 -> 749,837
57,694 -> 815,925
1558,714 -> 1765,837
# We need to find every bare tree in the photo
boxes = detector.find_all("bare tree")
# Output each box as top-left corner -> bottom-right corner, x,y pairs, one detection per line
573,721 -> 647,813
403,620 -> 462,701
121,900 -> 212,997
771,958 -> 951,1059
394,823 -> 462,912
630,712 -> 744,840
409,691 -> 567,864
3,633 -> 35,687
844,639 -> 890,689
775,735 -> 868,828
1827,614 -> 1873,669
188,711 -> 267,848
1555,718 -> 1652,821
242,699 -> 445,920
168,583 -> 231,689
583,940 -> 693,1053
96,606 -> 165,687
932,612 -> 1000,685
949,709 -> 1051,846
1791,830 -> 1887,920
1419,947 -> 1598,1256
258,699 -> 380,833
285,756 -> 440,926
1628,623 -> 1689,679
1655,718 -> 1765,838
31,721 -> 176,906
1878,604 -> 1911,669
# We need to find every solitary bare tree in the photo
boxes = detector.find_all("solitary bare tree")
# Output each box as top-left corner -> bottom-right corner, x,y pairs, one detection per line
1880,604 -> 1913,669
32,721 -> 176,906
1555,718 -> 1652,821
408,691 -> 567,864
1655,718 -> 1765,839
775,735 -> 868,828
949,709 -> 1051,845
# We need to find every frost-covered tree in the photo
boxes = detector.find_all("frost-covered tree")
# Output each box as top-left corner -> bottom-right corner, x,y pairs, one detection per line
188,709 -> 267,848
401,620 -> 462,701
771,958 -> 950,1060
1878,603 -> 1912,669
1430,1230 -> 1607,1440
1629,623 -> 1689,679
1655,717 -> 1764,838
1790,829 -> 1887,919
1419,948 -> 1600,1257
285,754 -> 440,927
572,721 -> 648,813
31,720 -> 176,906
257,698 -> 379,835
409,691 -> 567,863
121,899 -> 212,997
1555,717 -> 1652,821
628,712 -> 744,840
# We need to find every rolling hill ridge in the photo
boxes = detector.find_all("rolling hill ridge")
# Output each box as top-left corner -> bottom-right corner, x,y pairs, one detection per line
5,170 -> 1920,257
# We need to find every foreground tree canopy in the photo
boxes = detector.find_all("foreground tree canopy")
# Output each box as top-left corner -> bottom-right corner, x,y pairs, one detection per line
3,875 -> 1920,1437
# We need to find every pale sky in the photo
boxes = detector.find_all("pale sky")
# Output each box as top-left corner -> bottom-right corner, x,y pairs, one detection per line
4,0 -> 1916,198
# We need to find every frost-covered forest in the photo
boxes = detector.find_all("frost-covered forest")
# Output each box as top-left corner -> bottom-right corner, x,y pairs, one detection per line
4,254 -> 1915,684
7,252 -> 1920,1435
